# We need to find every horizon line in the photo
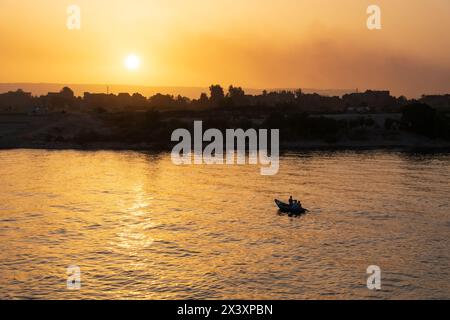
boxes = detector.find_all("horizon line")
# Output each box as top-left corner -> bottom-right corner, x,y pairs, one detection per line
1,82 -> 448,99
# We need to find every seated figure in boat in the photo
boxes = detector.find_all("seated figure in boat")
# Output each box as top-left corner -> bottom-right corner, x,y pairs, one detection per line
289,196 -> 302,209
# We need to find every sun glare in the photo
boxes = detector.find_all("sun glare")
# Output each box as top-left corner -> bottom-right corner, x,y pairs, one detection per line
124,54 -> 141,71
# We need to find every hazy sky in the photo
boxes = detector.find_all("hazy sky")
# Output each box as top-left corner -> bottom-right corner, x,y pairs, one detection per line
0,0 -> 449,97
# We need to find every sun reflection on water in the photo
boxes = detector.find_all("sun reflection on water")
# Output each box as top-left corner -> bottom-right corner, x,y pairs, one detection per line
0,150 -> 449,299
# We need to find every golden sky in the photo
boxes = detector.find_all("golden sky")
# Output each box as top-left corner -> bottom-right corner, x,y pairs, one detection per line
0,0 -> 449,97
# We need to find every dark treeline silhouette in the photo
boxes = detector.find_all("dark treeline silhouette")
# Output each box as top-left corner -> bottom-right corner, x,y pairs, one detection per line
0,85 -> 449,147
2,84 -> 450,114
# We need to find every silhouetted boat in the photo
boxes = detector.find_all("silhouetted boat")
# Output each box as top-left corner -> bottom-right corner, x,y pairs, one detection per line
275,199 -> 307,215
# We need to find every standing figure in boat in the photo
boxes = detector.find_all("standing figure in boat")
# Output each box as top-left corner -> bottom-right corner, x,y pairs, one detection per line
275,196 -> 307,215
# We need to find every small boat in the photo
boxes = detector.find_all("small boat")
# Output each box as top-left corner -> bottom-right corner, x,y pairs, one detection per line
275,199 -> 307,215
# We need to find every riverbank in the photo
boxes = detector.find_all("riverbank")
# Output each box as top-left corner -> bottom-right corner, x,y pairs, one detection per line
2,140 -> 450,153
1,112 -> 450,152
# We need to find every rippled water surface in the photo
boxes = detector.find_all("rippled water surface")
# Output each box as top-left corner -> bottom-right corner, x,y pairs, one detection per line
0,150 -> 449,299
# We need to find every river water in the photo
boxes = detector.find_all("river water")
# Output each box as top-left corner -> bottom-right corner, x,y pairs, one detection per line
0,149 -> 449,299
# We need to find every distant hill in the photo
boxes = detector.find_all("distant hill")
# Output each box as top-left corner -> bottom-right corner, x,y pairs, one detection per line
0,83 -> 356,99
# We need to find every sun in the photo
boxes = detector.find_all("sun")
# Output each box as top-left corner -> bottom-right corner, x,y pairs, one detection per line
124,54 -> 141,71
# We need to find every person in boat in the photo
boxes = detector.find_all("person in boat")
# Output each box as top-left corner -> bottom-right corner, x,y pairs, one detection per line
289,197 -> 303,209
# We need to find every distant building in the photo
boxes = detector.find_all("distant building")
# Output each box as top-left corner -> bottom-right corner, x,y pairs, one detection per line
83,91 -> 148,111
0,89 -> 33,113
342,90 -> 399,112
41,87 -> 77,111
298,93 -> 345,113
420,95 -> 450,110
83,92 -> 116,109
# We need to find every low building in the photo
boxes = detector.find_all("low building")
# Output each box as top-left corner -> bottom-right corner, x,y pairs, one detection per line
420,95 -> 450,110
343,90 -> 399,112
0,90 -> 33,113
